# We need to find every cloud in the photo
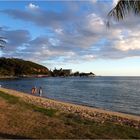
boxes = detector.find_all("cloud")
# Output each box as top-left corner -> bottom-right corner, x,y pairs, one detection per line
55,28 -> 63,35
0,28 -> 30,51
27,3 -> 39,10
1,7 -> 79,28
112,0 -> 119,6
1,1 -> 140,66
115,32 -> 140,51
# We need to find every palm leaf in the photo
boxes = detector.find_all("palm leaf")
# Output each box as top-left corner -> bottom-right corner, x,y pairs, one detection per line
0,37 -> 6,48
107,0 -> 140,27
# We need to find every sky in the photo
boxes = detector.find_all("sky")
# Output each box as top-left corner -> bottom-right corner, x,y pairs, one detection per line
0,0 -> 140,76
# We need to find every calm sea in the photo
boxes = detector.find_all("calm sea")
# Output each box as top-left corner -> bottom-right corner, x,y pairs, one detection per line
0,76 -> 140,116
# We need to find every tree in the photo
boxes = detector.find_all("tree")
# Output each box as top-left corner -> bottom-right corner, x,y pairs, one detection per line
107,0 -> 140,26
0,37 -> 6,48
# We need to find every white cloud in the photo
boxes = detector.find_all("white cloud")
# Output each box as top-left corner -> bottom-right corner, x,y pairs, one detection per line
49,38 -> 60,46
87,13 -> 104,32
112,0 -> 119,6
111,29 -> 140,51
55,28 -> 63,34
116,37 -> 140,51
83,54 -> 96,61
27,3 -> 39,10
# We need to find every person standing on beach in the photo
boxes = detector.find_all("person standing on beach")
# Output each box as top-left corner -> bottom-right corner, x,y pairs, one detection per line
34,86 -> 37,94
38,87 -> 43,96
39,87 -> 43,96
31,86 -> 37,94
31,87 -> 34,94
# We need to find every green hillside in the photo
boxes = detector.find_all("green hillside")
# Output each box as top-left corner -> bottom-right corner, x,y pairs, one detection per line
0,57 -> 49,76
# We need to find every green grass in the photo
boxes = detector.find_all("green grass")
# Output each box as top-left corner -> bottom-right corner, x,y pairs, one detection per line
62,113 -> 92,125
33,107 -> 57,117
18,100 -> 57,117
0,91 -> 57,117
0,91 -> 19,104
60,112 -> 140,139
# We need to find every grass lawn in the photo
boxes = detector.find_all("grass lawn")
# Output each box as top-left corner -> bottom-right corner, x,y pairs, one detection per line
0,91 -> 140,139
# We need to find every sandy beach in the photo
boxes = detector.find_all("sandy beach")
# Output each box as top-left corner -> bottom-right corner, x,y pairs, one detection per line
0,87 -> 140,129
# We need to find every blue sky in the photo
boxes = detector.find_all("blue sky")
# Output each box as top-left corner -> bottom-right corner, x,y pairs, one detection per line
0,0 -> 140,76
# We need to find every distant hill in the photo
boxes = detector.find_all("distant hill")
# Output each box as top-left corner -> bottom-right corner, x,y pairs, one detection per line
0,57 -> 49,77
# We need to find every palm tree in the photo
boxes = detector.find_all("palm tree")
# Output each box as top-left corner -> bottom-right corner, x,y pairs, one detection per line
0,37 -> 6,48
107,0 -> 140,26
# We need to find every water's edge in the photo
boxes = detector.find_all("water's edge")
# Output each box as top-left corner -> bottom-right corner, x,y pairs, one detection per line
0,76 -> 140,115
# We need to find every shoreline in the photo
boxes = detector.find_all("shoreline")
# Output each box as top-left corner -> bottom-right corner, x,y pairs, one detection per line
0,87 -> 140,128
0,75 -> 49,79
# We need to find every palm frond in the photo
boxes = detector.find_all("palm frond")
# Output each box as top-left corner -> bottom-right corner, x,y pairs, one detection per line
107,0 -> 140,27
0,37 -> 7,48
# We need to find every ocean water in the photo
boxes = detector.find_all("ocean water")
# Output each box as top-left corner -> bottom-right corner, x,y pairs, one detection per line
0,76 -> 140,115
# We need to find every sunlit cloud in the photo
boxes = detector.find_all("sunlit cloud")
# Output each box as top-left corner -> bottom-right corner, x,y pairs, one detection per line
27,3 -> 39,10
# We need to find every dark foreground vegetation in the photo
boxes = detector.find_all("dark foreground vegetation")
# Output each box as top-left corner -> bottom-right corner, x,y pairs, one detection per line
0,91 -> 140,139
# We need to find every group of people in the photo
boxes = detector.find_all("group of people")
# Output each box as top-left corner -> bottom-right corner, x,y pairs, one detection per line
31,86 -> 43,96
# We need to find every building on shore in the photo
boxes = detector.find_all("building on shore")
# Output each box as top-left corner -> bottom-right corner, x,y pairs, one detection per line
52,68 -> 72,77
62,69 -> 72,76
